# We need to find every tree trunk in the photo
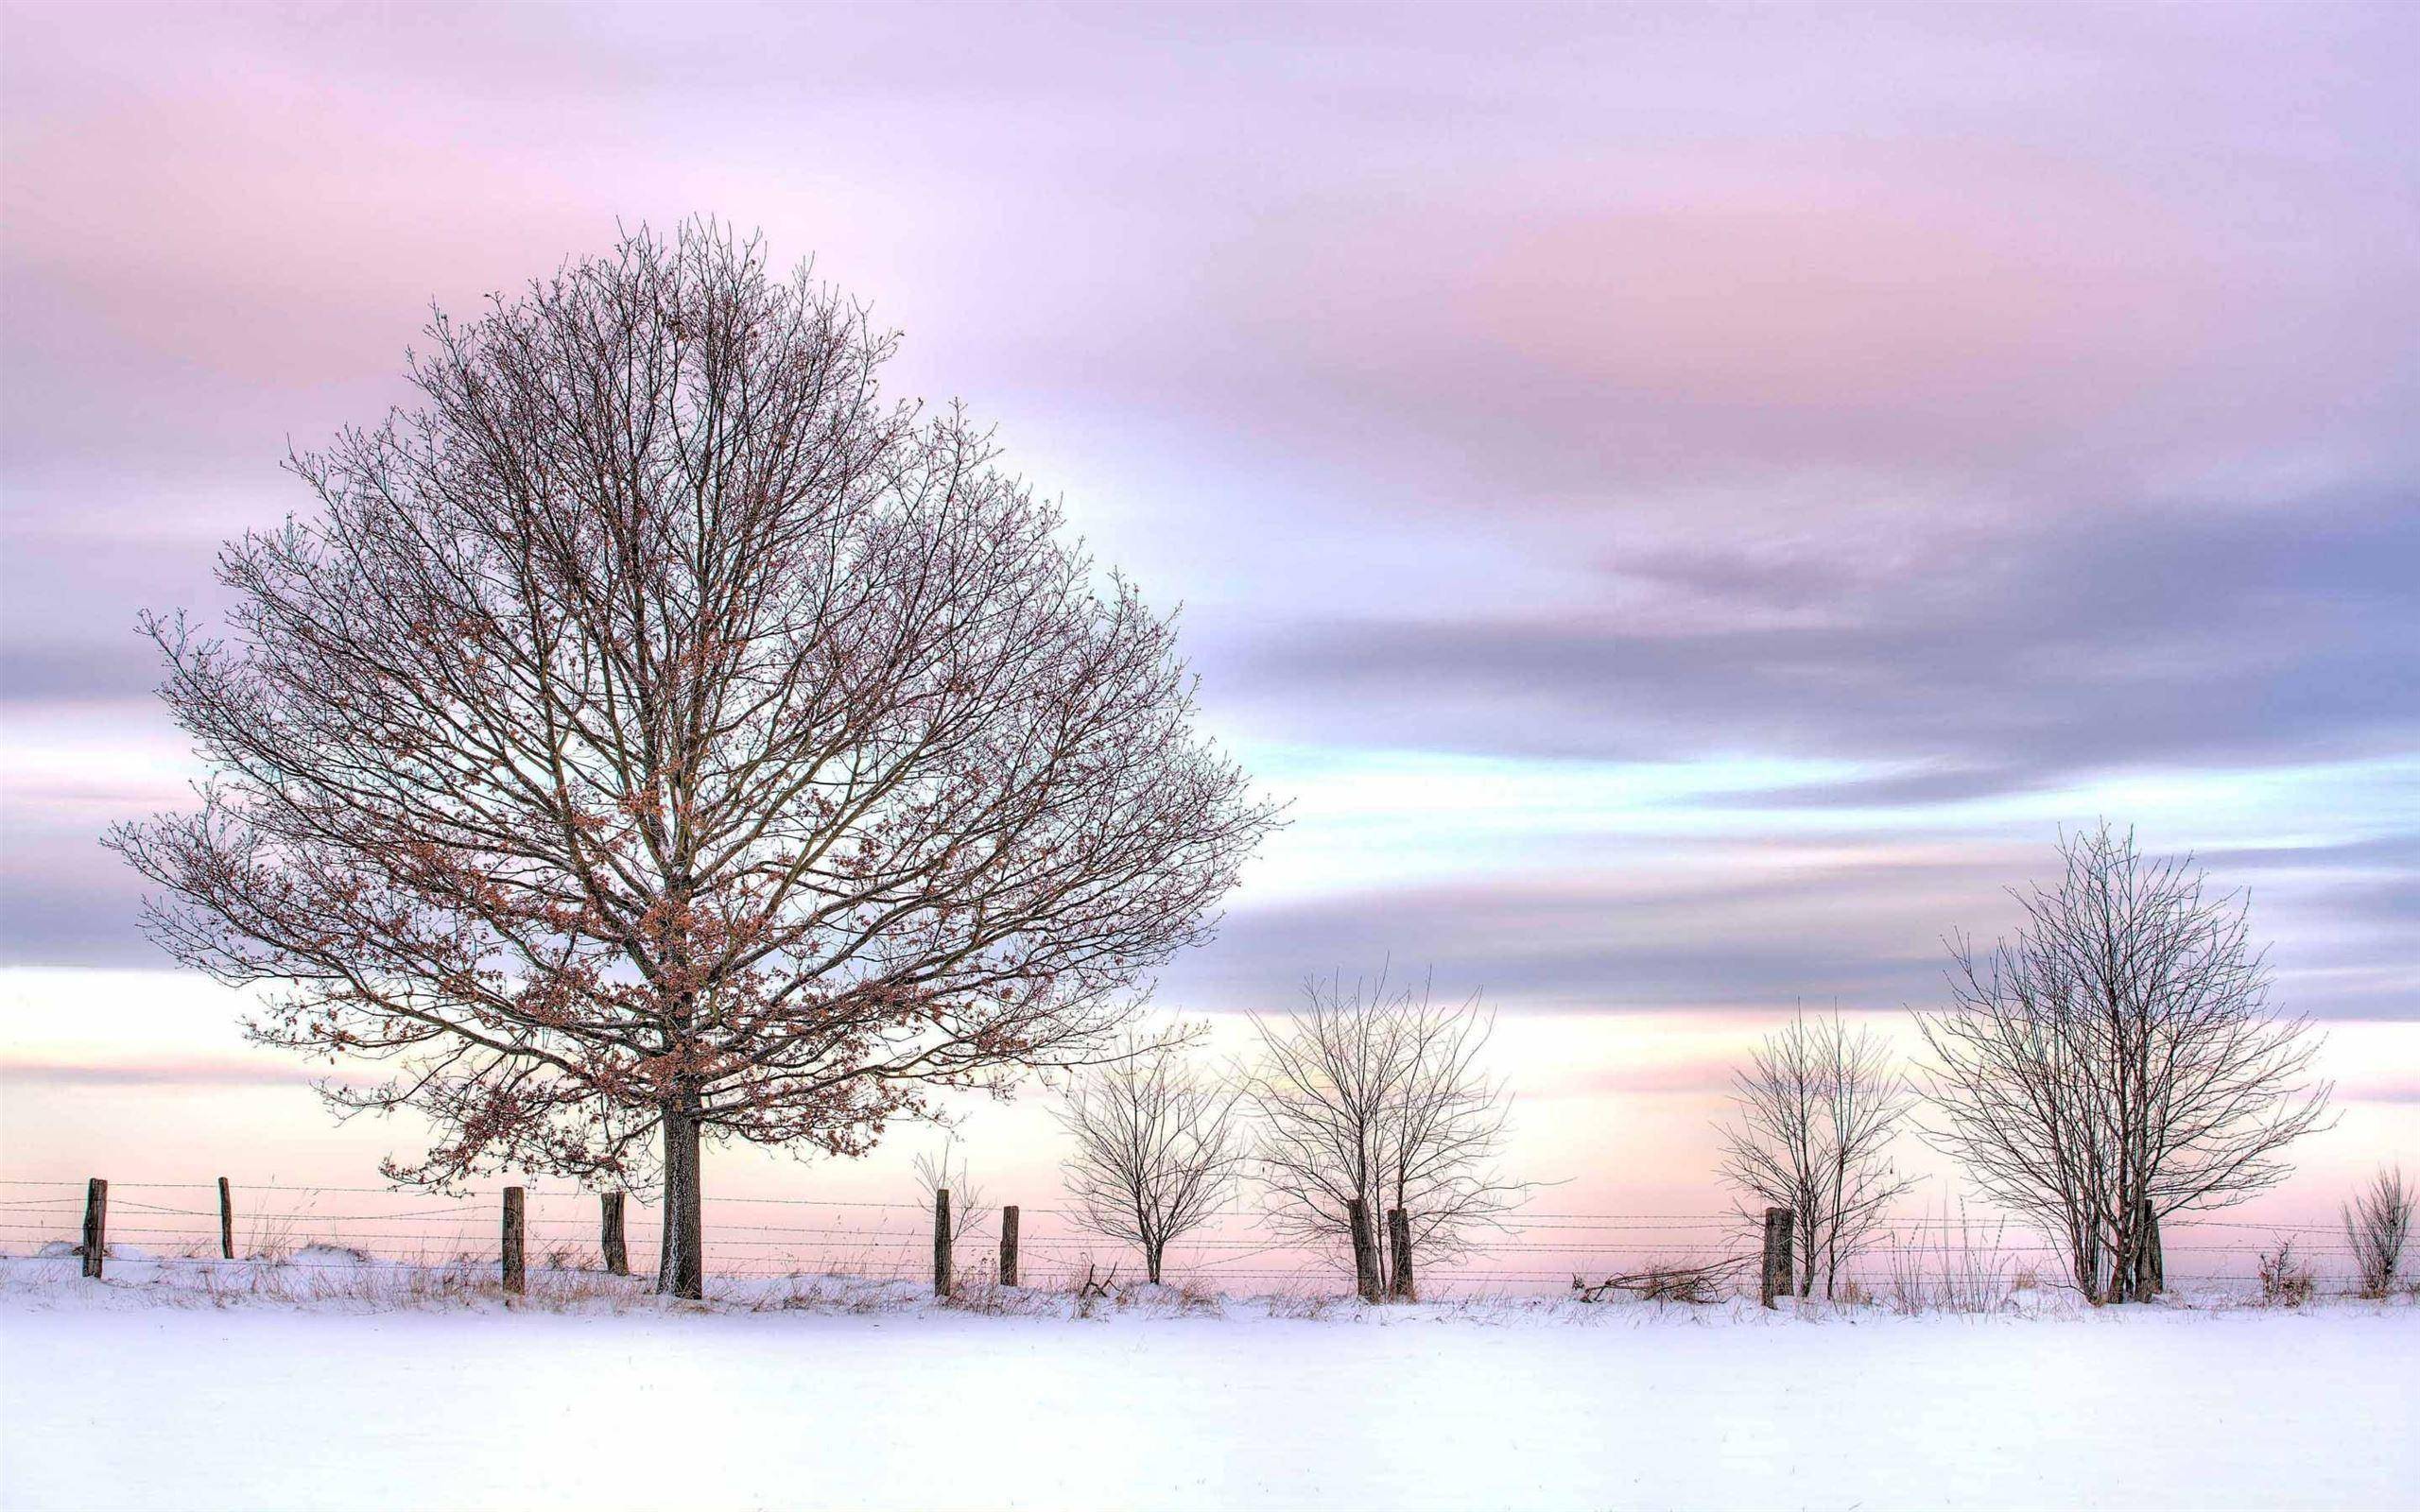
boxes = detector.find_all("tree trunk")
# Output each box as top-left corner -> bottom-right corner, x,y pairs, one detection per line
1760,1206 -> 1793,1308
1146,1240 -> 1164,1286
601,1192 -> 630,1277
1348,1198 -> 1380,1301
2069,1222 -> 2101,1304
2109,1202 -> 2150,1305
931,1189 -> 953,1297
658,1104 -> 704,1299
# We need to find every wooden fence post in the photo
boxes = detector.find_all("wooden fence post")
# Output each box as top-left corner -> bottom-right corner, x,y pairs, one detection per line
1760,1206 -> 1793,1308
998,1203 -> 1020,1288
80,1178 -> 108,1280
932,1188 -> 953,1297
600,1192 -> 629,1277
217,1177 -> 234,1261
501,1186 -> 527,1296
1387,1207 -> 1415,1299
1348,1197 -> 1380,1301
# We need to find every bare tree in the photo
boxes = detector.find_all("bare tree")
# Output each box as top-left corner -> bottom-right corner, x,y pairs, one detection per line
1715,1005 -> 1917,1298
912,1136 -> 989,1250
2343,1165 -> 2412,1298
1057,1035 -> 1247,1284
1914,824 -> 2333,1303
106,223 -> 1277,1297
1247,970 -> 1530,1293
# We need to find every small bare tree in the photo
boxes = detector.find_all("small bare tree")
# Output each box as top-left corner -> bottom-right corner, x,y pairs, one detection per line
1057,1036 -> 1247,1284
1715,1006 -> 1916,1298
1915,824 -> 2333,1303
2343,1165 -> 2412,1298
912,1136 -> 989,1249
1247,969 -> 1530,1292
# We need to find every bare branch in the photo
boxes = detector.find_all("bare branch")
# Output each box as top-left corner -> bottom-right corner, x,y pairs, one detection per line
1245,968 -> 1535,1292
1912,823 -> 2334,1302
1056,1032 -> 1249,1284
1714,1005 -> 1917,1298
105,221 -> 1280,1295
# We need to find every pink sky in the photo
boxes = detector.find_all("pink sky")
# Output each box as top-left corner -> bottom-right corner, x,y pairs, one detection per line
2,2 -> 2412,1278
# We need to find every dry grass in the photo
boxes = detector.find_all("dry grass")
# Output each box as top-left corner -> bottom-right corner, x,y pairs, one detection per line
1885,1209 -> 2014,1315
16,1245 -> 2409,1322
242,1208 -> 300,1263
1260,1291 -> 1337,1321
2256,1238 -> 2316,1307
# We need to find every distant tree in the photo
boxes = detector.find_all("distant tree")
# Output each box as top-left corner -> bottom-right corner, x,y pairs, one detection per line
1715,1006 -> 1916,1298
1914,825 -> 2332,1302
2342,1165 -> 2411,1298
107,222 -> 1277,1297
1247,970 -> 1530,1293
1057,1035 -> 1248,1284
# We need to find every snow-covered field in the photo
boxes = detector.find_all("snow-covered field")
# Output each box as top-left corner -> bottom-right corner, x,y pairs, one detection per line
3,1257 -> 2413,1511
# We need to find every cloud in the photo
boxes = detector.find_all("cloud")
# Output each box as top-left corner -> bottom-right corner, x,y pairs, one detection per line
1162,828 -> 2420,1022
0,1057 -> 301,1090
0,0 -> 2411,1033
1222,491 -> 2420,793
0,640 -> 164,707
1166,845 -> 2016,1015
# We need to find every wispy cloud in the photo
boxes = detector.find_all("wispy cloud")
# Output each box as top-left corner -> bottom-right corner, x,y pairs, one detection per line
2,0 -> 2411,1036
0,1057 -> 337,1091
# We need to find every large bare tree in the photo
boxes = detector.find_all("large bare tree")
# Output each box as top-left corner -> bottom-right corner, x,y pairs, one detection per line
1914,825 -> 2332,1302
107,223 -> 1277,1297
1715,1006 -> 1916,1298
1057,1034 -> 1247,1284
1247,970 -> 1530,1293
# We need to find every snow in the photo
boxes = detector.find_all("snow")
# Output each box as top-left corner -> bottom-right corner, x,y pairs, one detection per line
3,1258 -> 2413,1510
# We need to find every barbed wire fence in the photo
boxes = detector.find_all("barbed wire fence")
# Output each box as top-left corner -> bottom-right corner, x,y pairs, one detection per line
0,1177 -> 2375,1299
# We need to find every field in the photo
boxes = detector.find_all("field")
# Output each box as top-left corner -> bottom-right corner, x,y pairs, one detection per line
4,1256 -> 2413,1511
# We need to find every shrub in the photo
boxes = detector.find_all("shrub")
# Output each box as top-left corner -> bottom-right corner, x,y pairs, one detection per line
2257,1238 -> 2315,1306
2342,1166 -> 2412,1299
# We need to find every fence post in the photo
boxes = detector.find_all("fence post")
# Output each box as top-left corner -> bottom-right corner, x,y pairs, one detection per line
1760,1206 -> 1793,1309
80,1178 -> 108,1280
1387,1207 -> 1415,1299
932,1188 -> 953,1297
217,1177 -> 234,1261
998,1203 -> 1020,1288
501,1186 -> 527,1296
600,1192 -> 629,1277
1348,1197 -> 1380,1301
